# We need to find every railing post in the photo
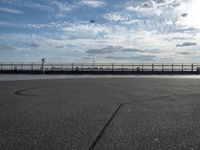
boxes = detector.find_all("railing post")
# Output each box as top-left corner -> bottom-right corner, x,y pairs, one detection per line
0,63 -> 2,71
142,64 -> 144,71
31,63 -> 33,71
112,63 -> 114,72
122,64 -> 124,71
172,64 -> 174,71
152,63 -> 154,71
51,64 -> 54,71
62,64 -> 64,71
162,64 -> 164,71
102,64 -> 104,72
92,63 -> 94,71
191,64 -> 193,72
72,63 -> 73,71
21,63 -> 23,71
82,64 -> 83,71
182,64 -> 183,72
132,64 -> 134,72
11,63 -> 13,71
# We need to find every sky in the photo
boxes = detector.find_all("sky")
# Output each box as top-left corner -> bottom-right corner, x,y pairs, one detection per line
0,0 -> 200,63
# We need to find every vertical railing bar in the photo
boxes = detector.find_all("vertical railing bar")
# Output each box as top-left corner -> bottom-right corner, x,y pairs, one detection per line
51,63 -> 53,71
142,64 -> 144,71
192,63 -> 193,72
31,62 -> 33,72
11,63 -> 13,71
182,64 -> 183,72
61,63 -> 63,71
152,63 -> 154,72
92,63 -> 94,72
0,63 -> 2,71
112,63 -> 114,72
132,64 -> 134,72
21,63 -> 23,71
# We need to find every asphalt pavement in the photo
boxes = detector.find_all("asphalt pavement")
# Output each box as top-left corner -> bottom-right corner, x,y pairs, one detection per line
1,77 -> 200,150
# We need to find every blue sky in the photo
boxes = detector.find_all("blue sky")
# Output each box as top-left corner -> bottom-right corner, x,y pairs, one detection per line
0,0 -> 200,63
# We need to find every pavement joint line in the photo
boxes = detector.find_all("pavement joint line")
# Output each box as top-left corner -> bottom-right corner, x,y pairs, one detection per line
88,95 -> 171,150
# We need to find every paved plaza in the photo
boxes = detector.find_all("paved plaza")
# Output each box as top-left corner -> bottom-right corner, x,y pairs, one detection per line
1,77 -> 200,150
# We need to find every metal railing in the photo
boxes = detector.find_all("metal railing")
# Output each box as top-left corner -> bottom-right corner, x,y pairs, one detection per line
0,62 -> 200,73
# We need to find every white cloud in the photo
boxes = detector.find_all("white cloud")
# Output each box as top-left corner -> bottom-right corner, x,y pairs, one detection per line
51,1 -> 73,12
62,23 -> 111,37
29,0 -> 106,18
175,0 -> 200,29
79,0 -> 106,8
103,12 -> 141,25
126,5 -> 163,17
0,21 -> 72,30
21,1 -> 52,11
1,0 -> 200,62
49,1 -> 76,18
104,12 -> 129,22
0,7 -> 23,14
1,23 -> 199,62
2,22 -> 193,55
126,0 -> 182,16
122,19 -> 140,25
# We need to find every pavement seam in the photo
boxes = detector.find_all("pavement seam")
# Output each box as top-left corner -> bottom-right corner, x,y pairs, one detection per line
88,95 -> 170,150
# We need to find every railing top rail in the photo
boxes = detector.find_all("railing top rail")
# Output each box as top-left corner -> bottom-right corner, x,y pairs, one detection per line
1,62 -> 200,65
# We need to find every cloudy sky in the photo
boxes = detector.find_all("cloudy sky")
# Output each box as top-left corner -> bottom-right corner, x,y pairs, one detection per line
0,0 -> 200,63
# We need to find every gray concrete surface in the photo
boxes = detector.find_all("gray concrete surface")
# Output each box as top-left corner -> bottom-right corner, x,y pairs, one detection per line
1,77 -> 200,150
1,74 -> 200,81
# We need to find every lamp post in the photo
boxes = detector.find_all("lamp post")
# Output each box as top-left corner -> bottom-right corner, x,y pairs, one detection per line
41,58 -> 45,74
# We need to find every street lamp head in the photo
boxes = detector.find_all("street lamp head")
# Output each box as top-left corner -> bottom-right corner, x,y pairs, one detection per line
41,58 -> 45,62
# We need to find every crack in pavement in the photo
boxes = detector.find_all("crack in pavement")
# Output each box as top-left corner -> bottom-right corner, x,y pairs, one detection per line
89,103 -> 124,150
89,95 -> 170,150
